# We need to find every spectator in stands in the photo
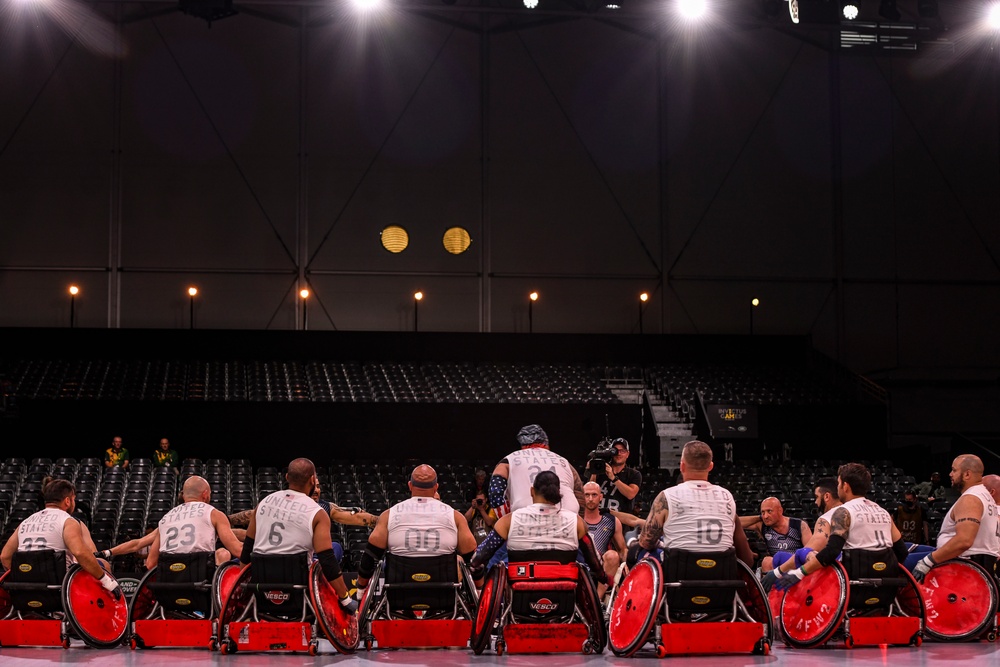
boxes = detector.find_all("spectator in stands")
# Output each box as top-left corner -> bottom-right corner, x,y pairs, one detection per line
636,440 -> 754,568
0,479 -> 122,599
893,490 -> 930,545
152,438 -> 179,473
912,455 -> 1000,582
146,476 -> 243,568
357,464 -> 477,590
739,497 -> 812,572
774,463 -> 909,591
588,437 -> 642,517
104,435 -> 129,469
465,468 -> 489,503
464,491 -> 496,545
242,458 -> 357,614
912,471 -> 949,504
470,471 -> 608,590
763,476 -> 843,591
583,482 -> 626,598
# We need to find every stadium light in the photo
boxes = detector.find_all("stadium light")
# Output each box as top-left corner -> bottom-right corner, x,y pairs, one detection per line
677,0 -> 707,20
187,286 -> 198,330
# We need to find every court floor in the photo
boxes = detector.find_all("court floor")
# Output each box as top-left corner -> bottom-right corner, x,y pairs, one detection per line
0,639 -> 997,666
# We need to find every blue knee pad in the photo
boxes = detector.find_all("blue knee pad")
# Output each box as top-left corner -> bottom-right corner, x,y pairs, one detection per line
332,541 -> 344,564
903,544 -> 933,572
771,551 -> 793,570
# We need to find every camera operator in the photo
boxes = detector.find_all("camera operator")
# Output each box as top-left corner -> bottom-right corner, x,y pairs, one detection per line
464,492 -> 496,545
588,437 -> 642,517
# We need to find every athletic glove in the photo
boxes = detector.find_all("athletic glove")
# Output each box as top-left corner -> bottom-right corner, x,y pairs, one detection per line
912,554 -> 936,583
98,573 -> 122,601
94,549 -> 112,560
760,569 -> 781,593
774,567 -> 806,591
339,595 -> 359,615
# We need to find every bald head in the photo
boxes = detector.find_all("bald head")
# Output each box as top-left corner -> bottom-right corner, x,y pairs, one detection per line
286,458 -> 317,491
760,497 -> 785,527
583,481 -> 603,511
409,464 -> 438,497
951,454 -> 985,492
182,475 -> 211,503
982,474 -> 1000,504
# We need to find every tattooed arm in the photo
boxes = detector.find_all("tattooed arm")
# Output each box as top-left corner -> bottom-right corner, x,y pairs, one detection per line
799,507 -> 850,575
638,491 -> 669,551
929,494 -> 984,563
228,509 -> 255,529
775,516 -> 832,575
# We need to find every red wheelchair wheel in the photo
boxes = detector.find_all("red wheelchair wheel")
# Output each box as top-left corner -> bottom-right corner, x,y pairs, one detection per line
310,562 -> 358,654
471,564 -> 507,655
738,559 -> 774,645
218,563 -> 253,629
0,570 -> 11,621
127,568 -> 159,626
779,562 -> 847,648
63,565 -> 130,648
576,564 -> 606,654
919,560 -> 998,642
213,561 -> 241,618
608,557 -> 662,657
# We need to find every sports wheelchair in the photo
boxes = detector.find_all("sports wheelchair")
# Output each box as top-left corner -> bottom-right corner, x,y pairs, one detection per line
897,558 -> 998,642
608,549 -> 772,657
0,549 -> 129,648
778,548 -> 925,648
357,552 -> 479,649
471,559 -> 606,655
216,552 -> 357,655
127,551 -> 241,650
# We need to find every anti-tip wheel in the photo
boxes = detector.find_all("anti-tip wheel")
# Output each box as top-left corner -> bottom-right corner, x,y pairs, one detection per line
655,643 -> 668,658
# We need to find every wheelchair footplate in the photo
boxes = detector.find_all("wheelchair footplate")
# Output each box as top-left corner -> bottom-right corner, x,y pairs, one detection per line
223,621 -> 317,654
0,619 -> 70,648
842,616 -> 922,648
501,623 -> 590,653
133,619 -> 217,650
370,619 -> 471,648
658,621 -> 766,656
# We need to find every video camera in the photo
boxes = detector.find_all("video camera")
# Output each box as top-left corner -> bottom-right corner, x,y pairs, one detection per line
586,438 -> 617,476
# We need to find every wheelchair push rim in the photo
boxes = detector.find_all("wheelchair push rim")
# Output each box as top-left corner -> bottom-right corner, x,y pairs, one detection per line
218,563 -> 254,628
63,564 -> 130,648
608,556 -> 663,657
576,563 -> 606,654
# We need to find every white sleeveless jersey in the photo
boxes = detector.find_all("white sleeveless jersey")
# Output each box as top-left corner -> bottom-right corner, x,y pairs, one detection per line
18,508 -> 77,566
661,481 -> 736,551
387,496 -> 458,556
841,498 -> 894,550
157,501 -> 217,554
505,447 -> 579,515
937,485 -> 1000,558
507,503 -> 579,553
814,505 -> 840,534
253,489 -> 323,558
